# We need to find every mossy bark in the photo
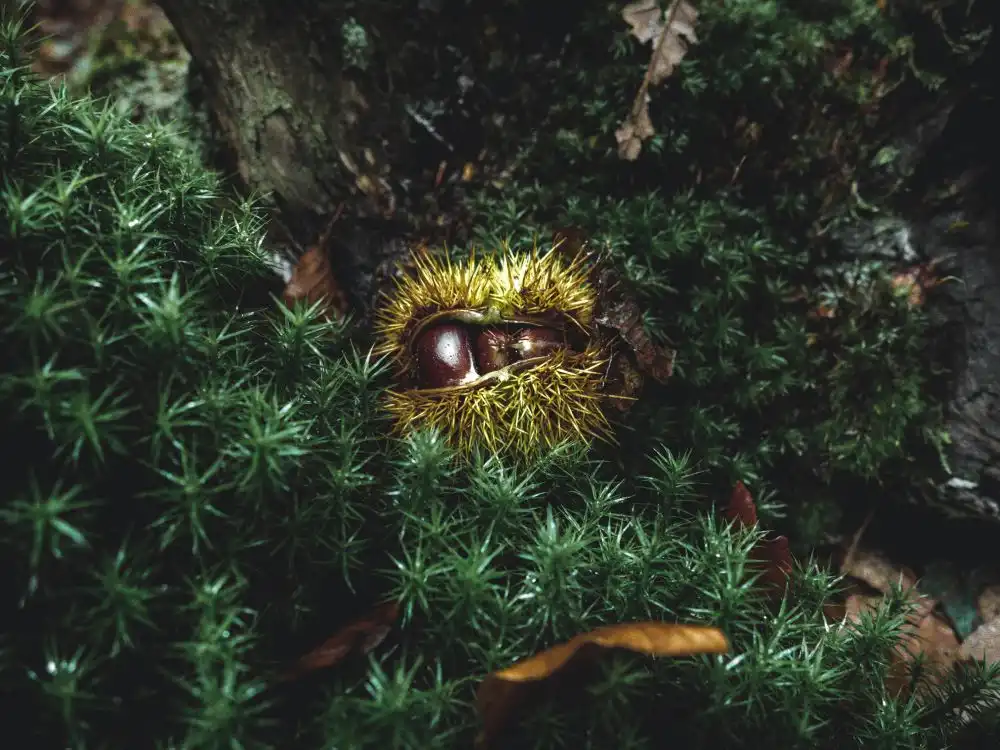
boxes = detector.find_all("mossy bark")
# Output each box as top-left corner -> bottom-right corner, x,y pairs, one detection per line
156,0 -> 399,223
902,35 -> 1000,525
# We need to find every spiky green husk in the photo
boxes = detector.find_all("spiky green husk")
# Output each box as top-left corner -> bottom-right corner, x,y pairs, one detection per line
374,246 -> 610,457
383,345 -> 612,457
374,245 -> 597,362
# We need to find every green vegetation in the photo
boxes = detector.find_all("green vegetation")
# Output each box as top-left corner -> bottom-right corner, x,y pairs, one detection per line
2,2 -> 999,749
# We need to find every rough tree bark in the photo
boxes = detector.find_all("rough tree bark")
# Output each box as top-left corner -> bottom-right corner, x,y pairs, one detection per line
155,0 -> 414,319
910,103 -> 1000,524
833,30 -> 1000,529
902,33 -> 1000,526
156,0 -> 399,224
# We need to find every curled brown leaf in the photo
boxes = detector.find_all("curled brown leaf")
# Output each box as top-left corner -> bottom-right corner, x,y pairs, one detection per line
841,589 -> 959,699
281,600 -> 399,681
281,208 -> 350,319
960,617 -> 1000,665
590,262 -> 676,385
476,621 -> 728,748
723,481 -> 793,596
616,0 -> 700,161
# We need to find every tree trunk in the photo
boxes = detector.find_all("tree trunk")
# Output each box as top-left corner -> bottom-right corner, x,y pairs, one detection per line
823,30 -> 1000,529
156,0 -> 398,224
903,35 -> 1000,526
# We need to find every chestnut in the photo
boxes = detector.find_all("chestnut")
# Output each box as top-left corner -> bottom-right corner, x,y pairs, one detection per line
414,323 -> 479,388
510,327 -> 564,360
475,328 -> 510,374
372,247 -> 634,457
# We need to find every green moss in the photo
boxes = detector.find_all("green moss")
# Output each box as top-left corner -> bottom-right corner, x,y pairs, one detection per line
445,0 -> 985,517
2,3 -> 999,750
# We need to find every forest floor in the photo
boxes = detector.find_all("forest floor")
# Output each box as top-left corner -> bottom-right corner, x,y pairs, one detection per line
25,0 -> 1000,691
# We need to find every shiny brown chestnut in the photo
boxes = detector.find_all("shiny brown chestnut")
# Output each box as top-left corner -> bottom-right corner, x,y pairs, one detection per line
476,326 -> 567,375
510,327 -> 565,360
414,322 -> 572,388
475,328 -> 511,375
413,323 -> 479,388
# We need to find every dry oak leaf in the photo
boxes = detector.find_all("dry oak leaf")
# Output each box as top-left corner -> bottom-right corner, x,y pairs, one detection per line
622,0 -> 700,85
615,94 -> 655,161
960,616 -> 1000,664
282,245 -> 349,320
842,591 -> 960,699
616,0 -> 700,161
622,0 -> 667,43
476,621 -> 728,747
839,547 -> 933,620
835,543 -> 958,699
978,583 -> 1000,623
281,600 -> 399,681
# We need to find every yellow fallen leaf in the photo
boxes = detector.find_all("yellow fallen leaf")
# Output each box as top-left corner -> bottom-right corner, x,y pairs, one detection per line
475,621 -> 728,747
494,621 -> 728,682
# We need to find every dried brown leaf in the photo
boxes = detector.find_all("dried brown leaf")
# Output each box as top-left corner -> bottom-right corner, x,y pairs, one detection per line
754,534 -> 793,593
841,547 -> 916,592
282,245 -> 349,319
615,121 -> 644,161
281,208 -> 349,318
281,600 -> 399,680
616,0 -> 700,160
724,481 -> 757,528
895,611 -> 960,696
649,4 -> 699,85
476,621 -> 728,747
495,622 -> 728,682
591,262 -> 676,384
722,482 -> 793,596
978,583 -> 1000,623
615,95 -> 656,161
960,616 -> 1000,664
622,0 -> 664,43
836,537 -> 961,699
842,592 -> 960,698
839,547 -> 934,619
